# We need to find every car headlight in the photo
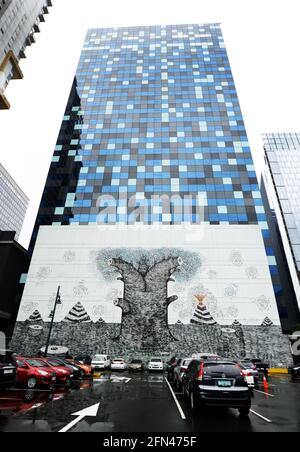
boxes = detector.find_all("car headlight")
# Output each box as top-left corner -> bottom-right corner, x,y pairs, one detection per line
38,370 -> 50,376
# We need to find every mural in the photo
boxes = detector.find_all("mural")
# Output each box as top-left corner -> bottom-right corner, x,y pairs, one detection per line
11,225 -> 292,366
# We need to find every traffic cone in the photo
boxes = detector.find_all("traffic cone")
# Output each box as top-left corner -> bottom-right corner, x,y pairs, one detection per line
263,375 -> 269,391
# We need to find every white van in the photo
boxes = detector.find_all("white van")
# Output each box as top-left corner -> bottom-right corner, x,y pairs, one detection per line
91,354 -> 111,370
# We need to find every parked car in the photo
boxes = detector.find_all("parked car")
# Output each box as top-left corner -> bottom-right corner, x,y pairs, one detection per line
289,362 -> 300,380
74,355 -> 92,365
182,360 -> 252,417
67,359 -> 93,378
237,361 -> 259,388
192,353 -> 221,361
173,358 -> 193,391
45,358 -> 82,385
250,359 -> 269,377
111,359 -> 127,371
91,354 -> 111,371
41,359 -> 73,385
128,359 -> 144,372
16,358 -> 57,389
0,350 -> 17,389
166,356 -> 178,382
148,358 -> 164,372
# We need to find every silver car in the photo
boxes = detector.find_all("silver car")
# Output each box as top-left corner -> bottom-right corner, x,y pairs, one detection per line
173,358 -> 192,391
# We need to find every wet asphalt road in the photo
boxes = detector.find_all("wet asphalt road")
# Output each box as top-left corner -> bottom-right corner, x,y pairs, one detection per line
0,373 -> 299,433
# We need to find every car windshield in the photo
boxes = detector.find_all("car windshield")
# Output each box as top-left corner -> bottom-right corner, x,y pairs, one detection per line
204,362 -> 241,377
241,362 -> 253,368
131,360 -> 142,364
151,359 -> 162,363
26,359 -> 49,368
94,356 -> 106,361
113,359 -> 124,362
48,360 -> 65,367
183,359 -> 192,367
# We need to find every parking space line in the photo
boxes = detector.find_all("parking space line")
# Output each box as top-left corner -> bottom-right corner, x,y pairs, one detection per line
253,389 -> 274,398
164,378 -> 186,420
250,409 -> 272,423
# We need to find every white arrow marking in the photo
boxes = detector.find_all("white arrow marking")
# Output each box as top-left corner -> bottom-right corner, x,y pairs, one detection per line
59,403 -> 100,433
110,376 -> 131,384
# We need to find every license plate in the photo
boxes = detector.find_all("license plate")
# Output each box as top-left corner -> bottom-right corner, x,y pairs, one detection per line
52,377 -> 56,381
246,376 -> 254,385
4,370 -> 13,375
218,380 -> 232,388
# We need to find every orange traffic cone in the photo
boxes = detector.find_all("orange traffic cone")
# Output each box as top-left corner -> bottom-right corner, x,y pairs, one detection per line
263,375 -> 269,391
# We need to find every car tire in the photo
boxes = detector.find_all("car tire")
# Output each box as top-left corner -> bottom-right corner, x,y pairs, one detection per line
27,377 -> 38,389
239,407 -> 250,418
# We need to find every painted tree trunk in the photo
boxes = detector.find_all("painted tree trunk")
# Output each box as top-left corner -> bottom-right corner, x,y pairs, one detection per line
110,257 -> 182,349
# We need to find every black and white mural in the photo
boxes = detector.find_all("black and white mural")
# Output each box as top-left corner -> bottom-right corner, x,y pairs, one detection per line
11,225 -> 291,366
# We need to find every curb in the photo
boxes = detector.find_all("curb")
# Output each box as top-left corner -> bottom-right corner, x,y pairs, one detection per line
268,368 -> 288,375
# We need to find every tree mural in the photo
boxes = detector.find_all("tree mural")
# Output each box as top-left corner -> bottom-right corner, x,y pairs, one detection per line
109,256 -> 182,349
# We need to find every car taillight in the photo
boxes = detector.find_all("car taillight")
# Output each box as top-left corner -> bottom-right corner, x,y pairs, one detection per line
197,363 -> 204,381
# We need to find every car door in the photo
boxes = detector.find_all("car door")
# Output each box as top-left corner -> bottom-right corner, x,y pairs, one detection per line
183,360 -> 197,395
16,360 -> 29,384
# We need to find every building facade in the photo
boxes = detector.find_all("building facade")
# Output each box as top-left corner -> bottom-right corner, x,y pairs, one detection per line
0,231 -> 29,341
12,25 -> 291,365
0,0 -> 52,109
263,133 -> 300,313
0,162 -> 29,239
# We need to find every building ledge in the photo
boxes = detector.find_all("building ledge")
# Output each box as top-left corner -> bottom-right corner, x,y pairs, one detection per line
0,51 -> 24,110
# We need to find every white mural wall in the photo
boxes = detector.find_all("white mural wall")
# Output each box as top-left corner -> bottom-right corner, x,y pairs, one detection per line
18,224 -> 279,327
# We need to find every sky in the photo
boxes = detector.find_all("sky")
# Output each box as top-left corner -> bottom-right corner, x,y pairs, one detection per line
1,0 -> 300,249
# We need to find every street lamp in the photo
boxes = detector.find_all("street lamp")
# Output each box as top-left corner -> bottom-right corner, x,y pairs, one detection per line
44,286 -> 62,358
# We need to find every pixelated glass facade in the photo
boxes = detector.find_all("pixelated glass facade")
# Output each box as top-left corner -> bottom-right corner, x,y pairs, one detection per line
264,133 -> 300,272
0,163 -> 28,240
31,24 -> 282,298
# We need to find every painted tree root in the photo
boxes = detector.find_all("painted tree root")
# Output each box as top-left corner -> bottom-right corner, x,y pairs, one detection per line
110,256 -> 182,349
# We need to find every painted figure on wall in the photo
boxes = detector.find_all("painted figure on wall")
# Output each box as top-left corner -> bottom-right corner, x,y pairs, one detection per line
110,256 -> 182,349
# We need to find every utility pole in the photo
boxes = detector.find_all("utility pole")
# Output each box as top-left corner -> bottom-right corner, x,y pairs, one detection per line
44,286 -> 61,358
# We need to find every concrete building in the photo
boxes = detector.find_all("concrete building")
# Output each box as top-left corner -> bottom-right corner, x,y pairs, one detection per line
0,0 -> 52,109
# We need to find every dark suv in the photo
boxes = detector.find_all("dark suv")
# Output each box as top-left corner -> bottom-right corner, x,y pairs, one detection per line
182,360 -> 251,417
0,350 -> 17,389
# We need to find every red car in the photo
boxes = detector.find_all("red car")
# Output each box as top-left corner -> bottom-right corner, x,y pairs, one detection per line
43,358 -> 74,385
16,358 -> 57,389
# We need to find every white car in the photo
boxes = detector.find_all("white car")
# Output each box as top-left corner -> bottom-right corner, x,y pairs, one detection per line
148,358 -> 164,372
111,359 -> 127,371
91,354 -> 111,371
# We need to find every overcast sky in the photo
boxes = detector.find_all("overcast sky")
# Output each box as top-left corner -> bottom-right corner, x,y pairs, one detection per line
1,0 -> 300,248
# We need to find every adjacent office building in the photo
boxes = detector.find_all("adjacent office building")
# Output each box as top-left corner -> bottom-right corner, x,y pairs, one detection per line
0,0 -> 52,109
263,133 -> 300,315
12,25 -> 291,364
0,162 -> 29,240
0,231 -> 29,340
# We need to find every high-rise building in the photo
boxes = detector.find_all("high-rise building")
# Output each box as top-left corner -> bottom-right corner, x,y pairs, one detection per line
0,162 -> 29,239
12,25 -> 291,365
0,231 -> 29,341
263,133 -> 300,313
0,0 -> 52,109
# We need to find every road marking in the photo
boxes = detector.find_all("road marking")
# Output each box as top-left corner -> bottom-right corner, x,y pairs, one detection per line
254,389 -> 274,398
59,403 -> 100,433
110,376 -> 132,384
250,409 -> 272,423
165,378 -> 186,420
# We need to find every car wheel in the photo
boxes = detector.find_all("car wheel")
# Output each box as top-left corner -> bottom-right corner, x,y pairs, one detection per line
27,377 -> 38,389
239,407 -> 250,418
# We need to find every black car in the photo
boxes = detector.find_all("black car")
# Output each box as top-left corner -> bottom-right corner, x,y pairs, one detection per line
289,362 -> 300,380
182,360 -> 251,417
0,350 -> 17,389
46,358 -> 83,385
250,359 -> 269,377
167,356 -> 179,382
